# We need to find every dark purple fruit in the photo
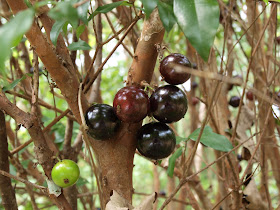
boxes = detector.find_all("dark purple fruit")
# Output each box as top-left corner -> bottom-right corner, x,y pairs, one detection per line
113,86 -> 149,123
137,122 -> 176,160
237,154 -> 243,161
246,91 -> 254,101
191,81 -> 198,89
160,53 -> 192,85
191,63 -> 198,69
150,85 -> 188,123
159,190 -> 166,196
85,104 -> 120,140
229,96 -> 241,108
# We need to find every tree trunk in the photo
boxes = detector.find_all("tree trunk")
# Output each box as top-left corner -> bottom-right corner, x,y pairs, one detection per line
0,110 -> 18,210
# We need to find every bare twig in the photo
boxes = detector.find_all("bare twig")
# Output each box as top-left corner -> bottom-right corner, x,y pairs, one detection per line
10,109 -> 71,155
0,169 -> 47,192
159,132 -> 260,210
83,15 -> 141,93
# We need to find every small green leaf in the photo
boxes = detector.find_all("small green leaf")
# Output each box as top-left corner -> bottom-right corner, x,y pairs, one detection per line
50,20 -> 66,46
34,0 -> 58,9
188,126 -> 233,152
68,40 -> 91,51
0,9 -> 34,73
139,0 -> 158,18
48,1 -> 79,29
176,136 -> 187,144
76,177 -> 89,187
167,147 -> 183,177
77,1 -> 90,24
2,74 -> 27,92
76,25 -> 86,39
157,1 -> 176,32
88,1 -> 132,21
62,21 -> 69,35
173,0 -> 220,61
21,160 -> 30,169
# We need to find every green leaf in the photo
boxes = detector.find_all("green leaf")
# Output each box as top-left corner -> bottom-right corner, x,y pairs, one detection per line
88,1 -> 132,21
157,1 -> 176,32
176,136 -> 187,144
77,1 -> 90,24
139,0 -> 158,18
34,1 -> 58,9
68,40 -> 91,51
167,147 -> 183,177
21,160 -> 30,169
62,21 -> 69,35
173,0 -> 220,61
0,9 -> 34,73
76,177 -> 89,187
188,126 -> 233,152
76,25 -> 86,39
2,74 -> 27,92
50,20 -> 66,46
48,1 -> 79,29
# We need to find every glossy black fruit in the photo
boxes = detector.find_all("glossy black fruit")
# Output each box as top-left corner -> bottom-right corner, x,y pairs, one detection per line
113,86 -> 149,123
160,53 -> 192,85
85,104 -> 120,140
150,85 -> 188,123
137,122 -> 176,160
229,96 -> 241,108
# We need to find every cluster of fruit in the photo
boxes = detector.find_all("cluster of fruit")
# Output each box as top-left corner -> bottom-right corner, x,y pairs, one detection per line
84,53 -> 195,160
228,75 -> 255,108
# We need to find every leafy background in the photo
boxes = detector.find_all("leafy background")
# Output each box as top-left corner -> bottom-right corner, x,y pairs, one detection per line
0,0 -> 280,209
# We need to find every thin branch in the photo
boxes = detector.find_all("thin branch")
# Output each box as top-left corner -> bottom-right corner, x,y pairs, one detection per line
0,169 -> 47,192
230,3 -> 276,149
10,109 -> 70,155
31,51 -> 39,115
159,132 -> 260,210
211,164 -> 260,210
6,90 -> 76,121
83,15 -> 141,93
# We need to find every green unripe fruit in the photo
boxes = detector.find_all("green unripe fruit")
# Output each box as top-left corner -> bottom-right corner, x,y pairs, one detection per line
51,159 -> 80,188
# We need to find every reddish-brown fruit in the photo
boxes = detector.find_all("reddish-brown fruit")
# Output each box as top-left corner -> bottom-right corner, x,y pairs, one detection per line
238,163 -> 242,173
276,36 -> 280,45
113,86 -> 149,123
160,53 -> 192,85
246,91 -> 254,101
191,97 -> 199,106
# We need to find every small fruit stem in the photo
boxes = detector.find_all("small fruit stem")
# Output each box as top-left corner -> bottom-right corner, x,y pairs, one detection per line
141,80 -> 154,93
